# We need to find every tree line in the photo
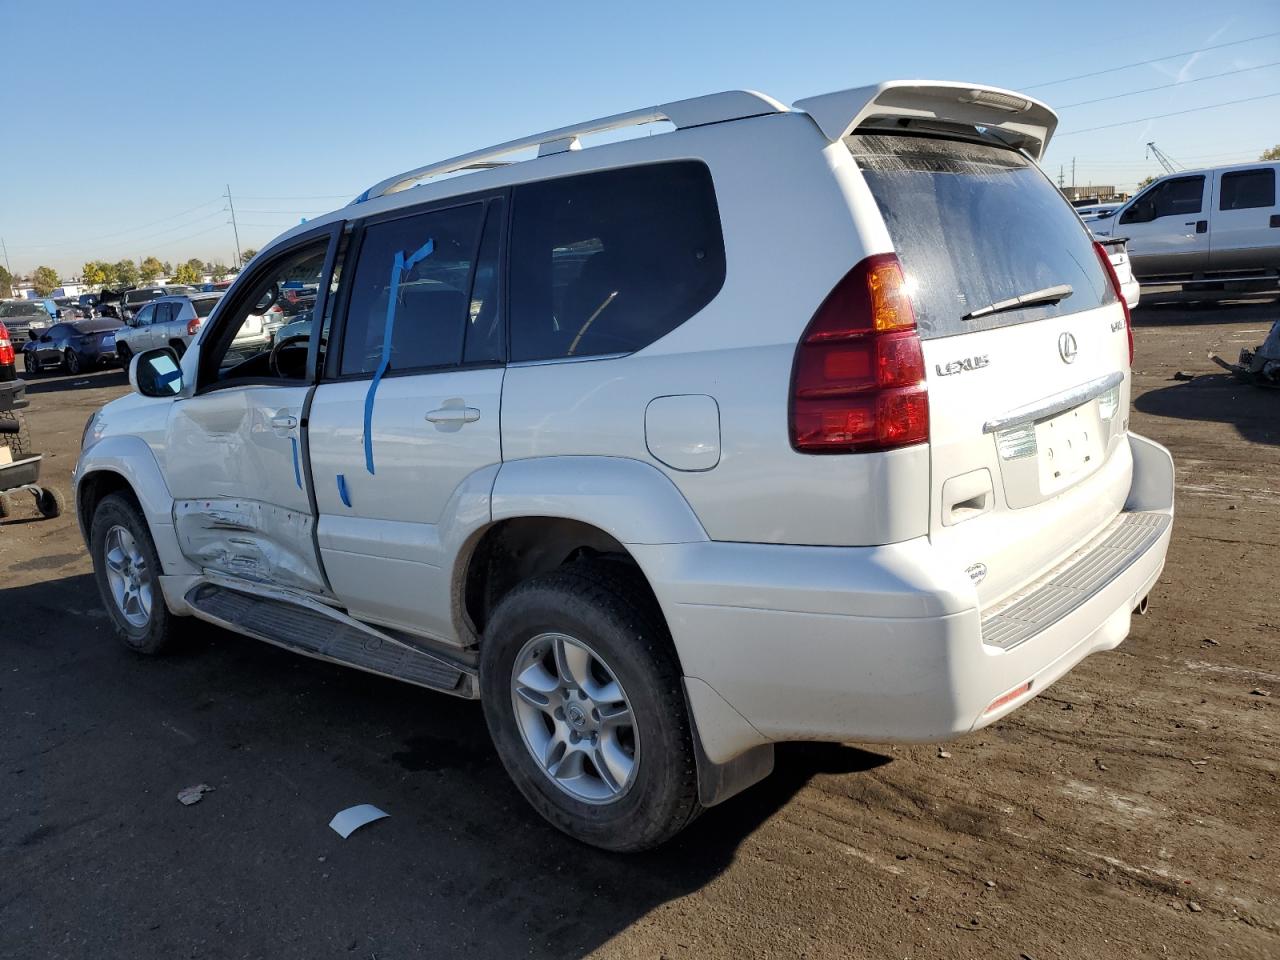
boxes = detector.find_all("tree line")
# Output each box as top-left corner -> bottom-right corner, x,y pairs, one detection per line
2,249 -> 260,298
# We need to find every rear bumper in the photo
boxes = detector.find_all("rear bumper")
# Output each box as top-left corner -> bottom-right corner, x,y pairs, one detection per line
634,432 -> 1174,761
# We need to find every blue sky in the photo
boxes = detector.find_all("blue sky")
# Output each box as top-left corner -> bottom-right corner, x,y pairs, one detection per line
2,0 -> 1277,277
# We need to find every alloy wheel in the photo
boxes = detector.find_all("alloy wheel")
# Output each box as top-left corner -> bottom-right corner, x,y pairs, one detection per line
102,525 -> 153,628
510,632 -> 639,804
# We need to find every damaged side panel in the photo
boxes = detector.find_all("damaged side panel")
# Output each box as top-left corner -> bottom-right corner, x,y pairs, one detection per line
174,498 -> 328,594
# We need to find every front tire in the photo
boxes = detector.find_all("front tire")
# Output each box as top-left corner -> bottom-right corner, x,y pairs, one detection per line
480,563 -> 701,851
115,342 -> 132,369
64,349 -> 82,375
90,493 -> 175,654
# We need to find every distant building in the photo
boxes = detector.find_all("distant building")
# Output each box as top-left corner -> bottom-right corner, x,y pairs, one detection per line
1061,185 -> 1126,203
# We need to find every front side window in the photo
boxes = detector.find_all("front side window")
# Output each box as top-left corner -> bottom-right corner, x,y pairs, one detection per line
339,202 -> 486,376
508,162 -> 726,362
1220,168 -> 1275,210
1123,176 -> 1205,223
200,239 -> 330,385
134,304 -> 156,326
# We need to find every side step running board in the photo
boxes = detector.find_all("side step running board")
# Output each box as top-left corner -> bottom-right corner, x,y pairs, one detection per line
185,582 -> 477,698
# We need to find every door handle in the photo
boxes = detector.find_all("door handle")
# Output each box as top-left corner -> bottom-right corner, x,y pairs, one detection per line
1184,220 -> 1208,233
425,407 -> 480,425
270,415 -> 298,430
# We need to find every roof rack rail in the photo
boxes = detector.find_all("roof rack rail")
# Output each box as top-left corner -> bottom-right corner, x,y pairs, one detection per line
352,90 -> 787,204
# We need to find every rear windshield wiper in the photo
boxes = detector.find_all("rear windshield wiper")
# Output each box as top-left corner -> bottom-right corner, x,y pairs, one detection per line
963,283 -> 1073,321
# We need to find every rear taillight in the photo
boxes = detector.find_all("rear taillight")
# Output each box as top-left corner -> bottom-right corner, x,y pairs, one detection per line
790,254 -> 929,453
187,318 -> 202,336
1093,240 -> 1133,365
0,322 -> 14,367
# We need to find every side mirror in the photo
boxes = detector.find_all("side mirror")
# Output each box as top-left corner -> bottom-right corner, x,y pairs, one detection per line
130,348 -> 184,398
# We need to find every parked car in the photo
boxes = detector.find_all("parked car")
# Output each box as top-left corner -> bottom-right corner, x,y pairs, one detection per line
1091,160 -> 1280,286
0,321 -> 17,386
0,300 -> 53,341
1075,201 -> 1123,221
119,285 -> 200,321
23,317 -> 123,375
1093,235 -> 1141,309
115,293 -> 224,364
74,80 -> 1174,852
78,293 -> 100,314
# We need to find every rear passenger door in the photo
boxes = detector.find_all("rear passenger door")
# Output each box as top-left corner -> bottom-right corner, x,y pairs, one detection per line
306,194 -> 506,640
1210,166 -> 1279,274
152,302 -> 175,351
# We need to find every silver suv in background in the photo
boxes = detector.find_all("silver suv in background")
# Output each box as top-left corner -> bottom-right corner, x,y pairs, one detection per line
75,80 -> 1174,851
114,293 -> 225,363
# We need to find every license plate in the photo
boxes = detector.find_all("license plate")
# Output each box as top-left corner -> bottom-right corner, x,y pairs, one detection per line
1036,407 -> 1102,491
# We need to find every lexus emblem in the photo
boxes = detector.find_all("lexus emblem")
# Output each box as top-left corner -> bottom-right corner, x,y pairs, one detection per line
1058,332 -> 1078,364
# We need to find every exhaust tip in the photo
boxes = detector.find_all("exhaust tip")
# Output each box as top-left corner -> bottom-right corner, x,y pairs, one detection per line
1134,595 -> 1150,616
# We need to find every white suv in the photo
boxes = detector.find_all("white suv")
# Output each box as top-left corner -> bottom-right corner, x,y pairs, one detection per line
74,80 -> 1175,851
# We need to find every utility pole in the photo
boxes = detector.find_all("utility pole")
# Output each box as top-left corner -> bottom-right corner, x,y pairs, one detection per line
1057,165 -> 1065,188
1071,157 -> 1076,188
0,236 -> 10,275
224,184 -> 243,267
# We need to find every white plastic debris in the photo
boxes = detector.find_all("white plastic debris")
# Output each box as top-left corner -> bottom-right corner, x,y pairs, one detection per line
177,783 -> 214,806
329,804 -> 389,838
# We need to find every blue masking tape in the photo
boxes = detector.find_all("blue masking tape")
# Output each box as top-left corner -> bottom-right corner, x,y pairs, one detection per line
363,238 -> 434,475
290,436 -> 302,489
336,473 -> 351,508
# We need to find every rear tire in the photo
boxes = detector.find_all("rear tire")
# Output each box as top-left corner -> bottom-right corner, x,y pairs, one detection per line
480,562 -> 701,851
168,340 -> 186,359
90,492 -> 176,655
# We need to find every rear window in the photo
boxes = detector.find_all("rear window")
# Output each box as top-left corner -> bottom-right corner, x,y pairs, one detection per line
508,162 -> 725,362
125,290 -> 161,305
848,133 -> 1112,340
191,296 -> 220,318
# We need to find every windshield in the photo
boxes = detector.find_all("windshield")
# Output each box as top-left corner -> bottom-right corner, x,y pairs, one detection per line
125,290 -> 161,305
847,133 -> 1111,339
0,301 -> 45,318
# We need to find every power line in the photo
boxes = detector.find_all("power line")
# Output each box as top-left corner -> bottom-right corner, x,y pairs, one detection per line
1057,61 -> 1280,108
1055,92 -> 1280,136
1021,30 -> 1280,90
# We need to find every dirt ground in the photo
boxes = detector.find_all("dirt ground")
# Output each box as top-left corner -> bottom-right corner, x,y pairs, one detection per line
2,288 -> 1277,960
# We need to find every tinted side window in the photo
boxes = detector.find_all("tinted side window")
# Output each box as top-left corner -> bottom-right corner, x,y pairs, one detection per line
340,203 -> 485,376
154,303 -> 173,325
1220,168 -> 1275,210
1153,176 -> 1204,218
508,162 -> 725,362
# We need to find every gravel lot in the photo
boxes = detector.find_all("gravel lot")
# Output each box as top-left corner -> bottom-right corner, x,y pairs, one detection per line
2,289 -> 1277,960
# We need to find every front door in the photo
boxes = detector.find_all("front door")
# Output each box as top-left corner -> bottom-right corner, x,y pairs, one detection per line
130,302 -> 158,352
307,195 -> 506,640
161,228 -> 340,594
1118,173 -> 1209,279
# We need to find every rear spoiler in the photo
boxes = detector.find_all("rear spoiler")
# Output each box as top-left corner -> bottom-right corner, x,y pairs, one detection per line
794,80 -> 1057,160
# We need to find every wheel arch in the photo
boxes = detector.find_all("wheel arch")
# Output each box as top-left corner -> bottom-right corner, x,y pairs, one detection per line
75,436 -> 198,577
